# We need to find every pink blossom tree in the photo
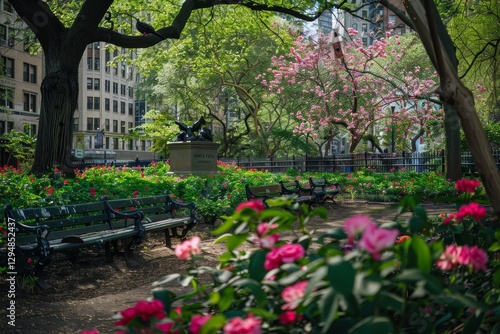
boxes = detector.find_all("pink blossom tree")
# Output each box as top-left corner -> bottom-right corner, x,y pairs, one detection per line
260,28 -> 444,153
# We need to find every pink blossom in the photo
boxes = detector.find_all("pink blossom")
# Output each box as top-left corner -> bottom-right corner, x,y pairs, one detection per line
174,236 -> 202,260
455,178 -> 481,193
357,224 -> 399,260
235,200 -> 266,213
223,314 -> 262,334
281,281 -> 308,310
437,245 -> 488,273
264,243 -> 305,270
258,234 -> 280,249
456,202 -> 487,222
115,299 -> 166,326
279,311 -> 303,326
343,215 -> 375,244
256,223 -> 279,237
189,314 -> 212,334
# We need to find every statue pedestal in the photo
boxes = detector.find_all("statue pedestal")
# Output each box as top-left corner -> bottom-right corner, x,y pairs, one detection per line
167,141 -> 219,175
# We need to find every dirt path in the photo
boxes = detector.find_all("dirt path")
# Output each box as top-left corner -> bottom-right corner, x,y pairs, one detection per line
0,201 -> 450,334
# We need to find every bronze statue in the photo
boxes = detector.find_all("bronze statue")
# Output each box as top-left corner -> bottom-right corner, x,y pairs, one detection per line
174,116 -> 212,142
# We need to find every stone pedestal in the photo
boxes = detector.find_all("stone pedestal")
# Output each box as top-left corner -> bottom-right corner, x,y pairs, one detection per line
167,141 -> 219,175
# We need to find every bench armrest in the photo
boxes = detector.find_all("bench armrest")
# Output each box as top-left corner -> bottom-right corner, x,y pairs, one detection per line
101,197 -> 145,237
164,191 -> 197,224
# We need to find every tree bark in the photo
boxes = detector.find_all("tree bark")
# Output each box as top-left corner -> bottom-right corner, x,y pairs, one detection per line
443,102 -> 462,180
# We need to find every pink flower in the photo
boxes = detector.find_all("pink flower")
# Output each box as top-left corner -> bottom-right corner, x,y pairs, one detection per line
455,178 -> 481,193
264,248 -> 282,270
189,314 -> 212,334
223,314 -> 262,334
115,299 -> 165,326
156,321 -> 179,333
278,244 -> 305,263
256,223 -> 279,237
279,311 -> 303,326
132,190 -> 139,198
343,215 -> 375,244
47,187 -> 54,195
357,224 -> 399,260
235,200 -> 266,213
456,202 -> 487,222
437,245 -> 488,273
442,213 -> 458,225
90,187 -> 96,197
281,281 -> 308,310
80,330 -> 100,334
174,236 -> 202,260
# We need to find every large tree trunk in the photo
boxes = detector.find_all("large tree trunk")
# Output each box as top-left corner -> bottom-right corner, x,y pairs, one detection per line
32,69 -> 79,174
443,102 -> 462,181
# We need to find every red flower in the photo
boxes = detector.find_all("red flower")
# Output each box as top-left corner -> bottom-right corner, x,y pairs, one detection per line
63,180 -> 69,185
235,200 -> 266,213
89,188 -> 96,197
456,178 -> 481,193
456,202 -> 487,222
47,187 -> 54,195
397,235 -> 410,244
279,311 -> 303,326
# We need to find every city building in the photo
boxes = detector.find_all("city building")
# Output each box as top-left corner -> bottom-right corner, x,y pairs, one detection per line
0,0 -> 43,139
0,2 -> 155,164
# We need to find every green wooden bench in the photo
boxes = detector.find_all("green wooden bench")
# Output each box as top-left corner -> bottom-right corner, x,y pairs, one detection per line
5,192 -> 197,276
245,182 -> 316,207
308,176 -> 341,204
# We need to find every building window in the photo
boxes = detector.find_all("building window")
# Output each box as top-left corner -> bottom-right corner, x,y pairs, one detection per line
105,98 -> 110,112
0,24 -> 7,45
112,82 -> 118,94
128,139 -> 133,150
94,97 -> 100,110
362,23 -> 368,32
362,38 -> 368,46
128,122 -> 133,132
121,121 -> 126,134
112,120 -> 118,133
128,103 -> 133,115
120,101 -> 125,114
362,10 -> 368,19
121,62 -> 126,78
128,87 -> 134,98
397,27 -> 403,35
105,118 -> 110,131
73,118 -> 79,131
86,43 -> 101,70
120,84 -> 126,95
94,78 -> 100,90
113,100 -> 118,113
352,23 -> 358,30
23,63 -> 37,83
105,50 -> 111,73
86,97 -> 100,110
389,15 -> 396,27
113,137 -> 119,150
86,117 -> 100,131
23,92 -> 37,112
0,87 -> 14,108
87,78 -> 93,90
2,56 -> 14,78
3,1 -> 14,13
105,80 -> 110,92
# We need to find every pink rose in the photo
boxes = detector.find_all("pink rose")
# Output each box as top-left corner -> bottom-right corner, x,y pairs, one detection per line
456,202 -> 487,222
437,245 -> 488,273
279,311 -> 303,326
281,281 -> 308,310
436,245 -> 461,271
223,314 -> 262,334
156,321 -> 179,334
343,215 -> 375,244
468,246 -> 488,272
235,200 -> 266,213
115,299 -> 165,326
455,178 -> 481,193
357,224 -> 399,260
189,314 -> 212,334
256,223 -> 279,237
277,244 -> 305,263
264,248 -> 282,270
174,236 -> 202,260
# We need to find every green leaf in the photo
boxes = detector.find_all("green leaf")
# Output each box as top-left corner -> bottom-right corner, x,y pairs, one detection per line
407,236 -> 432,273
327,257 -> 355,296
378,291 -> 404,312
200,314 -> 226,334
317,228 -> 347,243
217,286 -> 235,311
152,273 -> 181,286
348,316 -> 394,334
319,287 -> 338,333
232,278 -> 268,307
248,251 -> 267,281
226,233 -> 249,251
407,216 -> 425,233
462,311 -> 486,334
152,289 -> 176,313
393,269 -> 443,294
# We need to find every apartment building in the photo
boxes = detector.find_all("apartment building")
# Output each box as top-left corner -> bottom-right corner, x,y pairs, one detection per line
0,2 -> 154,164
0,0 -> 42,138
73,43 -> 154,163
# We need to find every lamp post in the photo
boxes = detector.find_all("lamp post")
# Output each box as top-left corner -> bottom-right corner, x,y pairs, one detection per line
391,106 -> 395,153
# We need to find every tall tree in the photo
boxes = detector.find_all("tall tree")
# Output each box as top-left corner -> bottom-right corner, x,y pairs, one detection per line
10,0 -> 329,174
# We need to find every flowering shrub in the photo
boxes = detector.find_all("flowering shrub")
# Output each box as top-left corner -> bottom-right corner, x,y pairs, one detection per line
81,178 -> 499,333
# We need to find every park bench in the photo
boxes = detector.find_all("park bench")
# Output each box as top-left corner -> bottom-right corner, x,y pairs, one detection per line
245,181 -> 316,207
308,176 -> 341,204
5,192 -> 197,276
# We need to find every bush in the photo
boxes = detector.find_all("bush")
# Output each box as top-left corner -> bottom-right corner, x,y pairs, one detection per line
81,179 -> 499,333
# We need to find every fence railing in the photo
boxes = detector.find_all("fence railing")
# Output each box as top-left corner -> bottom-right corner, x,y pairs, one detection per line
71,150 -> 500,175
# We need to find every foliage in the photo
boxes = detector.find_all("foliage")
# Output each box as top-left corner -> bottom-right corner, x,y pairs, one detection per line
260,29 -> 443,153
0,128 -> 36,172
82,178 -> 499,333
461,122 -> 500,150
